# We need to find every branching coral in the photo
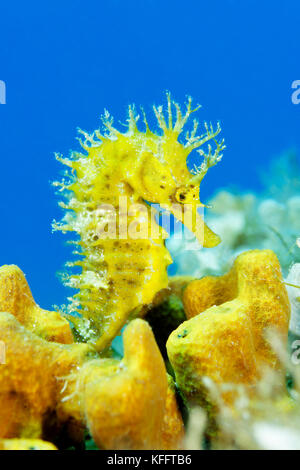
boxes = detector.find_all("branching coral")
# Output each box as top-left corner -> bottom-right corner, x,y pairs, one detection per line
167,250 -> 290,408
54,93 -> 224,351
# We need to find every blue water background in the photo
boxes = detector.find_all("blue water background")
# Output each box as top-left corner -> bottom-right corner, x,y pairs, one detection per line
0,0 -> 299,309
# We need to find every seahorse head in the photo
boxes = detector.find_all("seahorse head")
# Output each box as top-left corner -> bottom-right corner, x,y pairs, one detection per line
121,93 -> 225,248
55,93 -> 224,249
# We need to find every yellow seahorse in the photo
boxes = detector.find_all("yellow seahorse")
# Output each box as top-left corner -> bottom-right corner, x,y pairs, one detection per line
54,93 -> 225,351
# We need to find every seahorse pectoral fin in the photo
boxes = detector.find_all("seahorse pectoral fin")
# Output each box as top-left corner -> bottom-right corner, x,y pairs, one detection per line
163,202 -> 221,248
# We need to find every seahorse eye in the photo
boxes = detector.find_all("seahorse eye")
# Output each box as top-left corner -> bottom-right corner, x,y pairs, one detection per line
175,187 -> 188,203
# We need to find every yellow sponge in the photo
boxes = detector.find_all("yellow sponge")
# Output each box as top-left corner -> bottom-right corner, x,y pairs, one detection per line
0,265 -> 73,344
167,250 -> 290,405
0,438 -> 57,450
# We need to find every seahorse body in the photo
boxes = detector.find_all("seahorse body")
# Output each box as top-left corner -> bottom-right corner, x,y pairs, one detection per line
55,94 -> 225,351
